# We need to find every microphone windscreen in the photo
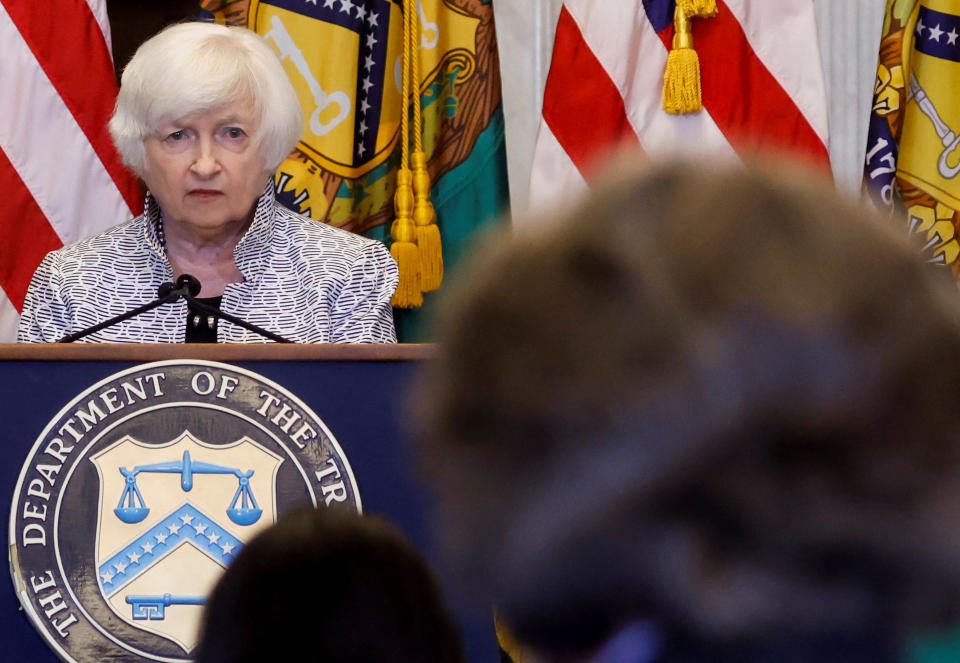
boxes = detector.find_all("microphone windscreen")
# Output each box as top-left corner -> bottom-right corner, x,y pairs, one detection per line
177,274 -> 202,297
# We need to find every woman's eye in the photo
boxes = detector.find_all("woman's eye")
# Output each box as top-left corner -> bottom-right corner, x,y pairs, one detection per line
167,130 -> 185,141
224,127 -> 245,139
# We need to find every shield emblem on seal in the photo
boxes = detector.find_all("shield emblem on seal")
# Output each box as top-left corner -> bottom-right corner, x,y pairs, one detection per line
90,431 -> 283,653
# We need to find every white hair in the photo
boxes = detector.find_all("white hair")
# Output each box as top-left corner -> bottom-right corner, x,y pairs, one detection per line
109,22 -> 303,177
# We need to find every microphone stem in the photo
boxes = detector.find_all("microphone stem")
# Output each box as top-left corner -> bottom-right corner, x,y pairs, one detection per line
184,295 -> 292,343
58,294 -> 179,343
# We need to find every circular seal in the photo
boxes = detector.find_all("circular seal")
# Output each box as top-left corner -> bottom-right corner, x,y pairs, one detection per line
8,360 -> 360,662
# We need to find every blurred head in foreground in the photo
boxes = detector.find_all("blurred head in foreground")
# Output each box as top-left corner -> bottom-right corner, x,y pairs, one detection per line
417,160 -> 960,662
194,507 -> 464,663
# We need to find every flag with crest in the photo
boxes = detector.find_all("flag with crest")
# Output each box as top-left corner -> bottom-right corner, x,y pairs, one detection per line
200,0 -> 509,338
865,0 -> 960,277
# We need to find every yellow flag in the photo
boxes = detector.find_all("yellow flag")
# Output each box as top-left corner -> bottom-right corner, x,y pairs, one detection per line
865,0 -> 960,274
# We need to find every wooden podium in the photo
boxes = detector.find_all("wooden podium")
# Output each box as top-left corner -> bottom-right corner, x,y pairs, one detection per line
0,344 -> 496,663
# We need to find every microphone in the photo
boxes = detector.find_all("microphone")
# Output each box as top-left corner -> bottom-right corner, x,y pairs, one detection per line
158,274 -> 201,299
58,274 -> 196,343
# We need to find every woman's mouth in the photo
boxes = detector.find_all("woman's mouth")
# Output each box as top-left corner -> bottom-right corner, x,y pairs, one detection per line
188,189 -> 223,199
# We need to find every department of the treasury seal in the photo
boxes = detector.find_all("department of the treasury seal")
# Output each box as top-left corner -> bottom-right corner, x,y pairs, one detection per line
8,360 -> 361,662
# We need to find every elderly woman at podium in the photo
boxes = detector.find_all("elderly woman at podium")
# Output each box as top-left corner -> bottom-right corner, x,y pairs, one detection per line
18,22 -> 398,344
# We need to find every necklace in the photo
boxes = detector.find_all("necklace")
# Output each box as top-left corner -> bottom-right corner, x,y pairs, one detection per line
154,212 -> 166,248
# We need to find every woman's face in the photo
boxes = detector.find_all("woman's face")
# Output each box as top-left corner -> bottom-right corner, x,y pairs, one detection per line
142,100 -> 269,236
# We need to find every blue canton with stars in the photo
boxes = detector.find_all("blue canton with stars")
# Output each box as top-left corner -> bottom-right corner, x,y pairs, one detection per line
914,6 -> 960,63
640,0 -> 675,33
263,0 -> 399,166
99,504 -> 242,596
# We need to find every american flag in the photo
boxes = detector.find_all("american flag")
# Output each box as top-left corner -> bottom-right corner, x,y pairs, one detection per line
528,0 -> 831,213
0,0 -> 140,341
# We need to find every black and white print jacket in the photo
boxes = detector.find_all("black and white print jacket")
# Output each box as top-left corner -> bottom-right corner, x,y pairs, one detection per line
18,185 -> 399,343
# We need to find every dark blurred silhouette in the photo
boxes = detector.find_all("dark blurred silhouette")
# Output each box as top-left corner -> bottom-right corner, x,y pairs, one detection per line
106,0 -> 199,82
195,506 -> 464,663
417,160 -> 960,663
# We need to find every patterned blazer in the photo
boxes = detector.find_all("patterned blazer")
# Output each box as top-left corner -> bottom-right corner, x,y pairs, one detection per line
18,186 -> 399,343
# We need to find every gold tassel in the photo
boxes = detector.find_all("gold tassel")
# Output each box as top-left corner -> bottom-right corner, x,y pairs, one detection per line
411,151 -> 443,291
408,0 -> 443,294
390,169 -> 423,308
676,0 -> 717,18
391,0 -> 423,309
662,5 -> 702,114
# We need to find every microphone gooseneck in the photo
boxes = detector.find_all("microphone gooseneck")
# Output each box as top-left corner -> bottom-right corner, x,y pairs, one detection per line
180,286 -> 293,344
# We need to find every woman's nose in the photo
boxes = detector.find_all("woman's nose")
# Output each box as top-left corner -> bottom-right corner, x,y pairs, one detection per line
189,140 -> 220,177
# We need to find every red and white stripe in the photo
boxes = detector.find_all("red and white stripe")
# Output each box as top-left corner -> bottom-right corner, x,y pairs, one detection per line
0,0 -> 140,341
528,0 -> 830,215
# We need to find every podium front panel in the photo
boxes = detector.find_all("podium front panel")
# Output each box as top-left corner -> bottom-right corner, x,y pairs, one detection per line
0,345 -> 497,663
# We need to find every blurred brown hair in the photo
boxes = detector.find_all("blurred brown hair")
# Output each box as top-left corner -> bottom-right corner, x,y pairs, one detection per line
417,160 -> 960,655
